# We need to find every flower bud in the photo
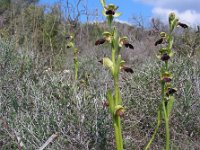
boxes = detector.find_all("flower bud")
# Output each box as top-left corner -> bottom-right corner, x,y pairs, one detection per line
169,12 -> 176,23
102,100 -> 109,108
114,105 -> 125,117
160,32 -> 167,38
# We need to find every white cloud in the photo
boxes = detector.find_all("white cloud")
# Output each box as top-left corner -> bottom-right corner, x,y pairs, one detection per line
115,19 -> 132,26
134,0 -> 200,26
152,8 -> 200,26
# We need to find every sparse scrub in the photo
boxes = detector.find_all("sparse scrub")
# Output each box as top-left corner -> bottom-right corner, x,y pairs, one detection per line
0,0 -> 200,150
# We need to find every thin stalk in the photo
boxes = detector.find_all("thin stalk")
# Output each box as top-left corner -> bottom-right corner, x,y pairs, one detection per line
72,46 -> 78,80
145,109 -> 161,150
113,55 -> 123,150
161,77 -> 170,150
165,119 -> 170,150
164,59 -> 170,150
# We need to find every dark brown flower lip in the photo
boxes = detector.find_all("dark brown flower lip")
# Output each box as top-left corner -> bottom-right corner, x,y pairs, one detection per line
65,35 -> 71,40
106,9 -> 115,15
67,45 -> 72,48
178,22 -> 188,29
95,38 -> 106,46
121,66 -> 133,73
124,43 -> 134,49
155,38 -> 163,46
161,53 -> 170,61
167,88 -> 177,95
162,77 -> 172,83
98,59 -> 103,64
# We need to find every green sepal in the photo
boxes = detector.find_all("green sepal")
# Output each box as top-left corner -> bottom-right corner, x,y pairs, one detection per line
107,4 -> 115,10
67,42 -> 74,48
113,12 -> 121,17
102,10 -> 106,17
102,57 -> 114,73
166,96 -> 175,118
100,0 -> 106,9
120,60 -> 126,66
159,47 -> 168,54
119,36 -> 128,47
103,31 -> 112,42
161,72 -> 173,78
156,53 -> 162,59
168,51 -> 175,57
160,32 -> 167,38
114,105 -> 124,116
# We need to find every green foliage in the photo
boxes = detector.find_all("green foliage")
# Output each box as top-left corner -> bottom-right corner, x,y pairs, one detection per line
0,0 -> 11,15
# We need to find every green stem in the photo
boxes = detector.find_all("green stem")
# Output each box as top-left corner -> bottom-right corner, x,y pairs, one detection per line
145,109 -> 161,150
73,47 -> 78,80
161,82 -> 170,150
165,119 -> 170,150
113,70 -> 123,150
113,115 -> 123,150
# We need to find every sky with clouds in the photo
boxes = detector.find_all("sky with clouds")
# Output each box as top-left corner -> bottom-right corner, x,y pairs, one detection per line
40,0 -> 200,27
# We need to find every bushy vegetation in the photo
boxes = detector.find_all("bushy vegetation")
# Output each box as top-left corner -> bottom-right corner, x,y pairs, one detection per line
0,0 -> 200,150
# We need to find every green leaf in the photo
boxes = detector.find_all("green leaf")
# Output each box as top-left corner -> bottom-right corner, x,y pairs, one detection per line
167,96 -> 175,118
157,107 -> 162,125
106,90 -> 114,113
103,57 -> 114,72
168,51 -> 175,57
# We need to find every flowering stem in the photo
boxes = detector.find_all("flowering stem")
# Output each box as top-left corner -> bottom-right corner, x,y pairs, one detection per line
112,39 -> 123,150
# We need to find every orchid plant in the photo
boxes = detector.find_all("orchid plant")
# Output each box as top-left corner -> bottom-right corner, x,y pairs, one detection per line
66,34 -> 79,80
95,0 -> 134,149
145,13 -> 188,150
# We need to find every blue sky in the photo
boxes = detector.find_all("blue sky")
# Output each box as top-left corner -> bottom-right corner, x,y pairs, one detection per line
39,0 -> 200,27
39,0 -> 153,26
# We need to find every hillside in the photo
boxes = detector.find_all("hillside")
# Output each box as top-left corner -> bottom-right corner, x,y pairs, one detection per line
0,1 -> 200,150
